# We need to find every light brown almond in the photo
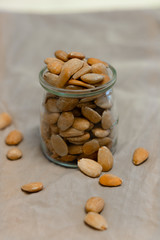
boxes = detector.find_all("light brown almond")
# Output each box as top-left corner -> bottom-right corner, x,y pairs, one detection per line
7,147 -> 22,160
45,98 -> 60,113
21,182 -> 43,193
99,174 -> 122,186
96,137 -> 112,147
101,110 -> 113,129
98,146 -> 113,171
47,61 -> 63,75
44,57 -> 64,65
91,63 -> 108,74
67,133 -> 90,142
57,112 -> 74,131
81,73 -> 104,84
51,134 -> 68,156
55,50 -> 68,62
56,97 -> 79,111
68,79 -> 95,89
5,130 -> 23,145
58,154 -> 77,162
81,106 -> 101,124
62,58 -> 84,78
96,74 -> 110,85
43,72 -> 59,86
56,67 -> 71,88
72,65 -> 92,79
94,94 -> 112,109
133,147 -> 149,165
60,128 -> 84,138
0,112 -> 12,130
43,113 -> 60,125
84,212 -> 108,230
85,197 -> 105,213
68,145 -> 83,154
83,139 -> 99,155
72,117 -> 90,131
87,58 -> 109,67
78,158 -> 102,178
92,128 -> 110,138
68,51 -> 85,60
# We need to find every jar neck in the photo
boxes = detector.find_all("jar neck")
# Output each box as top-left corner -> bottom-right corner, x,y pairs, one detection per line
39,64 -> 117,98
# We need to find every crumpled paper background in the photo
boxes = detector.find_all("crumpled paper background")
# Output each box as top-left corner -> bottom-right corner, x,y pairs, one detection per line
0,9 -> 160,240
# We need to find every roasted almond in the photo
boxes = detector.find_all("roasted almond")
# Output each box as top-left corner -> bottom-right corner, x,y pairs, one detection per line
87,58 -> 109,67
21,182 -> 43,193
55,50 -> 68,62
81,73 -> 104,84
91,63 -> 108,74
85,197 -> 105,213
47,61 -> 63,75
72,65 -> 92,79
99,174 -> 122,187
5,130 -> 23,145
133,147 -> 149,165
68,51 -> 85,60
0,112 -> 12,130
84,212 -> 108,230
98,146 -> 113,171
78,158 -> 102,178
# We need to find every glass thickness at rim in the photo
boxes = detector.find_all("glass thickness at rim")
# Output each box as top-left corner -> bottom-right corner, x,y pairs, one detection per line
39,64 -> 117,98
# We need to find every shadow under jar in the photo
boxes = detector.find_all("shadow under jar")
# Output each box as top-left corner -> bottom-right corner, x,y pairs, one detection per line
39,64 -> 118,168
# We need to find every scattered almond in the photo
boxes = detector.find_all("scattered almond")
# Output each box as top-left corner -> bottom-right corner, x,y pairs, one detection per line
21,182 -> 43,193
85,197 -> 105,213
78,158 -> 102,178
7,147 -> 22,160
0,112 -> 12,130
99,174 -> 122,187
84,212 -> 108,230
98,146 -> 113,171
133,147 -> 149,165
5,130 -> 23,145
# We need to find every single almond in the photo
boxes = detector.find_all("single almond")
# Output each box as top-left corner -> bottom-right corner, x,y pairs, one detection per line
0,112 -> 12,130
21,182 -> 43,193
45,98 -> 60,113
5,130 -> 23,145
99,174 -> 122,187
92,128 -> 110,138
58,154 -> 77,162
59,128 -> 84,138
56,97 -> 79,111
98,146 -> 113,171
78,158 -> 102,178
84,212 -> 108,230
7,147 -> 22,160
81,106 -> 101,124
67,133 -> 90,142
57,112 -> 74,131
91,63 -> 108,74
81,73 -> 104,84
43,72 -> 59,87
87,58 -> 109,67
55,50 -> 68,62
51,134 -> 68,156
68,51 -> 85,60
43,113 -> 60,125
68,79 -> 95,89
94,94 -> 112,109
68,145 -> 83,154
47,61 -> 63,75
72,65 -> 92,79
83,139 -> 99,155
133,147 -> 149,165
44,57 -> 64,65
101,110 -> 113,129
72,117 -> 90,131
85,197 -> 105,213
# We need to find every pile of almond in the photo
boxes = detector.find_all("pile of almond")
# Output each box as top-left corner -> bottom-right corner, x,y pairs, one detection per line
41,50 -> 116,164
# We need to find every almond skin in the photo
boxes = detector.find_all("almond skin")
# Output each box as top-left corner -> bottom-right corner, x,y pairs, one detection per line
133,147 -> 149,165
5,130 -> 23,145
99,174 -> 122,187
21,182 -> 43,193
84,212 -> 108,230
85,197 -> 105,213
98,146 -> 113,171
78,158 -> 102,178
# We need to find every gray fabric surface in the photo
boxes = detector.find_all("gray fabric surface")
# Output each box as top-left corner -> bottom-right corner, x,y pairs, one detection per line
0,9 -> 160,240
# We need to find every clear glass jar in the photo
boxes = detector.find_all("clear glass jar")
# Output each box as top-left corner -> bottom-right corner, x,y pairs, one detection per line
39,64 -> 118,168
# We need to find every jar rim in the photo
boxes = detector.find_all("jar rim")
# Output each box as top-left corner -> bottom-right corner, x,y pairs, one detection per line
39,64 -> 117,98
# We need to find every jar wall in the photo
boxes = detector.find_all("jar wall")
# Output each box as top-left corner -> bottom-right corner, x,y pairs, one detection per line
40,88 -> 118,168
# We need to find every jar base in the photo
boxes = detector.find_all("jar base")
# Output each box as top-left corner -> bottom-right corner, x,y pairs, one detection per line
40,137 -> 118,168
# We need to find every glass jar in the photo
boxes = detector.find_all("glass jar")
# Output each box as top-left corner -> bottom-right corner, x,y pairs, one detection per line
39,64 -> 118,168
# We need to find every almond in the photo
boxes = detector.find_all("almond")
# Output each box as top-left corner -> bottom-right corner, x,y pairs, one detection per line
21,182 -> 43,193
98,146 -> 113,171
0,112 -> 12,130
67,79 -> 95,89
43,113 -> 60,125
7,147 -> 22,160
92,128 -> 110,138
72,117 -> 90,131
67,133 -> 90,142
91,63 -> 108,74
51,134 -> 68,156
81,106 -> 101,124
99,174 -> 122,187
133,147 -> 149,165
101,110 -> 113,129
84,212 -> 108,230
87,58 -> 109,67
44,57 -> 64,65
45,98 -> 60,113
68,145 -> 83,154
57,112 -> 74,131
56,97 -> 79,111
81,73 -> 104,84
83,139 -> 99,155
60,128 -> 84,138
47,61 -> 63,75
78,158 -> 102,178
68,51 -> 85,60
5,130 -> 23,145
43,72 -> 59,87
85,197 -> 105,213
72,65 -> 92,79
58,154 -> 77,162
55,50 -> 68,62
94,94 -> 112,109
